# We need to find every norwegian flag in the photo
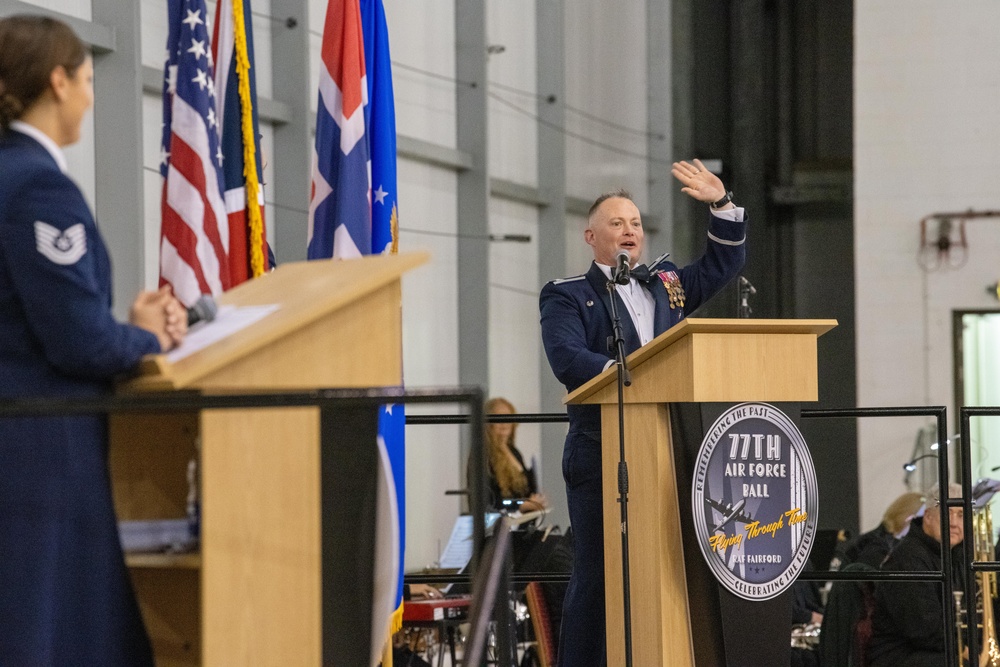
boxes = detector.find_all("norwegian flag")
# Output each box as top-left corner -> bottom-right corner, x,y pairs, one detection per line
212,0 -> 269,286
159,0 -> 230,307
307,2 -> 403,662
306,0 -> 371,259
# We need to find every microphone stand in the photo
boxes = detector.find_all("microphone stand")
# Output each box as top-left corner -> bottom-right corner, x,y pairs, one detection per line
605,274 -> 634,667
737,276 -> 756,319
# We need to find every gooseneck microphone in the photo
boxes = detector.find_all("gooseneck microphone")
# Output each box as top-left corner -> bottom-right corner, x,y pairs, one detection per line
187,294 -> 218,327
613,249 -> 631,285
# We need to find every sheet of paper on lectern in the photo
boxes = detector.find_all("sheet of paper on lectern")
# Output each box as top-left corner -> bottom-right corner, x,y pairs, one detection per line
165,304 -> 280,363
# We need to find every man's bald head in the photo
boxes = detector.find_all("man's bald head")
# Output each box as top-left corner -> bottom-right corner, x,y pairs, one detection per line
584,189 -> 644,266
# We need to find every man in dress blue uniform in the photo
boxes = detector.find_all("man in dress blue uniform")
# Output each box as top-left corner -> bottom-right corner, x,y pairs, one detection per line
539,160 -> 747,666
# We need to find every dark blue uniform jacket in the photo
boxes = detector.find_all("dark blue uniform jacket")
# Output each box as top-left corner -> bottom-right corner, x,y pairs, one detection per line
540,212 -> 748,438
539,211 -> 747,667
0,128 -> 158,665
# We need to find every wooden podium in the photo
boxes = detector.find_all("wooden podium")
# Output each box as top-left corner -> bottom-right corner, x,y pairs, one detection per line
565,318 -> 836,667
110,252 -> 427,667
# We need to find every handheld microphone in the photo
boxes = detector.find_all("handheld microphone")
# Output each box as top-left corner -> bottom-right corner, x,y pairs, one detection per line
187,295 -> 218,327
613,249 -> 631,285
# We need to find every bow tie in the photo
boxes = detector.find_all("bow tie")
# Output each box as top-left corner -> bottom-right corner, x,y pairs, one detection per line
630,263 -> 655,283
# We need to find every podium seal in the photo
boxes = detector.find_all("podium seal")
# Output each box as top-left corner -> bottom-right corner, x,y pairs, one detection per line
691,402 -> 819,601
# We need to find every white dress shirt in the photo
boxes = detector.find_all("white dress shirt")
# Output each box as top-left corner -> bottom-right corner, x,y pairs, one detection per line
594,262 -> 656,346
595,205 -> 746,370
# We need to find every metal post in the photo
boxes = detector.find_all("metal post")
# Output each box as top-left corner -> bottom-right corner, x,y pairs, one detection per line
729,1 -> 776,316
670,0 -> 695,262
647,0 -> 673,254
959,408 -> 976,667
455,0 -> 490,393
270,0 -> 312,263
91,0 -> 145,315
536,0 -> 569,530
320,403 -> 380,665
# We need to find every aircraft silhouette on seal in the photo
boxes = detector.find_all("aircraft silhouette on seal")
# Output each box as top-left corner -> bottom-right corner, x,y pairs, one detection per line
706,497 -> 753,532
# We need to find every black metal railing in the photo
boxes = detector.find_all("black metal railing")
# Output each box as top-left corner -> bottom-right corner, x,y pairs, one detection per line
0,386 -> 488,665
959,405 -> 1000,664
0,387 -> 490,574
800,406 -> 958,667
1,395 -> 976,667
407,405 -> 965,667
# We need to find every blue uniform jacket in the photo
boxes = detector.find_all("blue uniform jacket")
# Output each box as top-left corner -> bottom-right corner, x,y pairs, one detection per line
540,212 -> 747,667
0,129 -> 158,665
540,212 -> 748,438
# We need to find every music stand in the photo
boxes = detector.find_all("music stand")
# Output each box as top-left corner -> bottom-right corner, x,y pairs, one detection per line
464,517 -> 514,666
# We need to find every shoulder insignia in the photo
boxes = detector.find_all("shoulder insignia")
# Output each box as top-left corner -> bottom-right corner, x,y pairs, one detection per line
648,252 -> 671,270
551,275 -> 586,285
35,221 -> 86,266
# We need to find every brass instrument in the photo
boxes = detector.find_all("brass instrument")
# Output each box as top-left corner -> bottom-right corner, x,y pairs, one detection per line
957,591 -> 967,664
790,622 -> 821,651
975,506 -> 1000,666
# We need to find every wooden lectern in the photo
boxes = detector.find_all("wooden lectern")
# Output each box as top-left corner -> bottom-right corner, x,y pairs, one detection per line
111,252 -> 427,667
564,318 -> 836,667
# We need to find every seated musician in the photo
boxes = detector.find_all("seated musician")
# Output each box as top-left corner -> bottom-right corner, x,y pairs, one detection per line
818,491 -> 926,666
868,483 -> 966,667
840,491 -> 925,568
405,583 -> 442,600
469,397 -> 548,513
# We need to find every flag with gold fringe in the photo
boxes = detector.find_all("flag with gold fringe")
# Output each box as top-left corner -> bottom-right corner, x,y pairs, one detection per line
308,0 -> 403,664
212,0 -> 269,286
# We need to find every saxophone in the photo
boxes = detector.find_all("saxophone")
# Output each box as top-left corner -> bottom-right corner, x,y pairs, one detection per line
975,506 -> 1000,666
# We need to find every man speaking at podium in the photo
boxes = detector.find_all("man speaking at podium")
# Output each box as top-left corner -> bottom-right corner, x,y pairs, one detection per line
539,160 -> 746,667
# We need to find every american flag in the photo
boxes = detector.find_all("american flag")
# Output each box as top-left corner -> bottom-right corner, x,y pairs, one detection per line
307,1 -> 403,661
159,0 -> 230,307
212,0 -> 269,286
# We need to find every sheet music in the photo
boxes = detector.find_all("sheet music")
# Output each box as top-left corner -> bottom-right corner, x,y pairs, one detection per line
438,513 -> 501,570
439,516 -> 475,570
165,304 -> 281,363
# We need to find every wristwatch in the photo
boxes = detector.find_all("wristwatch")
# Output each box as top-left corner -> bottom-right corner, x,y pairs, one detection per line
710,190 -> 734,210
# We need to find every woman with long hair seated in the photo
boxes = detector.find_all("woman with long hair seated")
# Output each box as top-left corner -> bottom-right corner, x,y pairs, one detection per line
473,397 -> 548,513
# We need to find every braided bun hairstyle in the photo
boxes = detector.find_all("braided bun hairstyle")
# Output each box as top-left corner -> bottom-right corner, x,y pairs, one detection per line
0,15 -> 86,131
0,78 -> 24,129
